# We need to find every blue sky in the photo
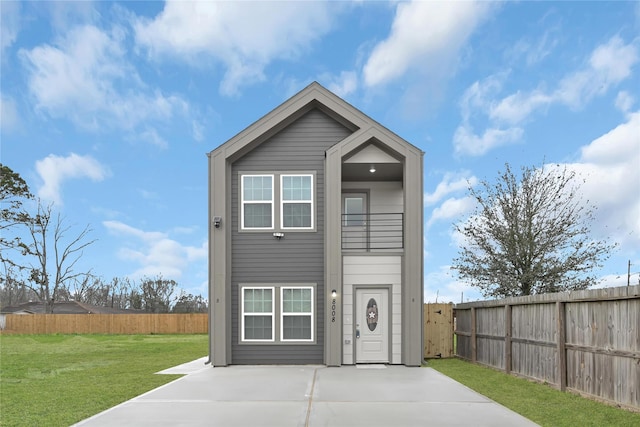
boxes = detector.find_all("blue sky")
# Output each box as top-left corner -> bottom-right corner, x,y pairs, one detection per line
1,1 -> 639,304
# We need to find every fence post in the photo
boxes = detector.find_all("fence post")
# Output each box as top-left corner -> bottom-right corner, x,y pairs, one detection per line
556,301 -> 567,391
471,307 -> 477,363
505,304 -> 512,374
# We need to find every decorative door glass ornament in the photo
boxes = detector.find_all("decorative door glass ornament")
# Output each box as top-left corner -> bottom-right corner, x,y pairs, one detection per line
366,298 -> 378,331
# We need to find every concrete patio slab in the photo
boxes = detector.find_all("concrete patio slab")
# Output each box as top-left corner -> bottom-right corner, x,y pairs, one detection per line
74,364 -> 539,427
156,357 -> 209,375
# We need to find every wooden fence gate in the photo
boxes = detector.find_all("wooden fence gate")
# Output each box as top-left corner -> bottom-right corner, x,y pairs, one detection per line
423,303 -> 454,358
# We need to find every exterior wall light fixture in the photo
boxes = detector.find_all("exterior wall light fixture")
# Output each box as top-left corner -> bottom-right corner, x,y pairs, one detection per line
331,289 -> 337,298
369,165 -> 376,173
273,232 -> 285,239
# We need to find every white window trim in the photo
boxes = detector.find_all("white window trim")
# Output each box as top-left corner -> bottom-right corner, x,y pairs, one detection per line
280,174 -> 314,230
241,174 -> 274,230
280,286 -> 314,342
241,286 -> 275,342
239,283 -> 316,344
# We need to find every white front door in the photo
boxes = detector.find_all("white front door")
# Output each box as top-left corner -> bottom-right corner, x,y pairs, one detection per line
355,288 -> 389,363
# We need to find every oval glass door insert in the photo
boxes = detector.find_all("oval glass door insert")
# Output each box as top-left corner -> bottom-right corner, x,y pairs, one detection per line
366,298 -> 378,331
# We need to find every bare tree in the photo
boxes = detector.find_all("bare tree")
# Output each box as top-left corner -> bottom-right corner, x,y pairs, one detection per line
105,276 -> 134,309
0,260 -> 38,308
23,202 -> 96,312
140,275 -> 177,313
172,291 -> 208,313
452,163 -> 616,298
69,276 -> 135,309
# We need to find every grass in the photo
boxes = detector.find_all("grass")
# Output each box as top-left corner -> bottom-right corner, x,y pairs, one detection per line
427,358 -> 640,427
0,334 -> 208,427
3,335 -> 637,426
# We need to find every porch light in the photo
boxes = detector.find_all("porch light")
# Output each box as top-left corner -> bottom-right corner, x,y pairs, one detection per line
331,289 -> 337,298
369,165 -> 376,173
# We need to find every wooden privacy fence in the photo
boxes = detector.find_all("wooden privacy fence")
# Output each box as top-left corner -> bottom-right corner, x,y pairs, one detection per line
423,303 -> 454,358
0,313 -> 208,335
455,285 -> 640,410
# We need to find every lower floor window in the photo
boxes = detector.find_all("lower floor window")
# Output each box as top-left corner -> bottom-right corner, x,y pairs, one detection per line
240,284 -> 315,343
242,287 -> 274,341
281,287 -> 313,341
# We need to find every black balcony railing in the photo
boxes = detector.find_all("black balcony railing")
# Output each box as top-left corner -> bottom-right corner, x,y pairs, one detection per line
341,213 -> 404,250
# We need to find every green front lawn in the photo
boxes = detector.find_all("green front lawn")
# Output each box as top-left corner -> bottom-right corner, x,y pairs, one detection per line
0,334 -> 208,426
428,358 -> 640,427
3,334 -> 638,427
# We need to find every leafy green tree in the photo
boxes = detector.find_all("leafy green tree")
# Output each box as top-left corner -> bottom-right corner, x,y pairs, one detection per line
452,163 -> 615,298
1,164 -> 36,306
0,164 -> 33,265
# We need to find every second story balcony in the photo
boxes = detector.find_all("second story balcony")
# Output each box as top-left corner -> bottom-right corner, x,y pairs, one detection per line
341,213 -> 404,251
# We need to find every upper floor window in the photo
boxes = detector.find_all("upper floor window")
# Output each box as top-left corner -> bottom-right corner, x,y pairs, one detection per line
241,175 -> 274,229
240,172 -> 314,231
281,175 -> 313,229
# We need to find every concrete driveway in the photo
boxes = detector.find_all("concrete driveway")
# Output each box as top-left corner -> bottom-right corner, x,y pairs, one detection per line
74,359 -> 538,427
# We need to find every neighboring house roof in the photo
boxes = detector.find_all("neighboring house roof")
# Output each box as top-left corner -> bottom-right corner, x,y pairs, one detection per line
0,301 -> 137,314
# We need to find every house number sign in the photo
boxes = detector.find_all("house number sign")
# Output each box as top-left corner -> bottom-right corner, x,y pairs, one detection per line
331,297 -> 337,323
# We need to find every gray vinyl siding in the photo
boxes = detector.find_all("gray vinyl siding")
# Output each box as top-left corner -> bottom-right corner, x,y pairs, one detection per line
230,109 -> 352,364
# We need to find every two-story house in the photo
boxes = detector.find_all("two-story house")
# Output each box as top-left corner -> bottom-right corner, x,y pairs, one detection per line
207,82 -> 423,366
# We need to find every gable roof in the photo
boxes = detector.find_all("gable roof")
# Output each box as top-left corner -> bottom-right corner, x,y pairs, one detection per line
207,81 -> 423,162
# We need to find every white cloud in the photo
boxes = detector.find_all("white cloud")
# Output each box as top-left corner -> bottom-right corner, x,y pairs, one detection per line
35,153 -> 109,205
325,71 -> 358,98
453,124 -> 523,157
363,1 -> 495,87
456,36 -> 639,156
46,0 -> 97,33
459,74 -> 506,123
191,120 -> 204,143
508,29 -> 559,67
19,24 -> 191,144
491,36 -> 638,124
0,94 -> 19,133
139,127 -> 168,149
580,111 -> 640,165
424,265 -> 481,303
567,112 -> 640,251
0,1 -> 20,53
453,73 -> 526,156
138,189 -> 158,200
103,220 -> 207,282
425,171 -> 477,205
134,1 -> 335,96
426,196 -> 476,229
593,273 -> 636,289
489,90 -> 552,125
615,91 -> 635,113
555,37 -> 638,109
